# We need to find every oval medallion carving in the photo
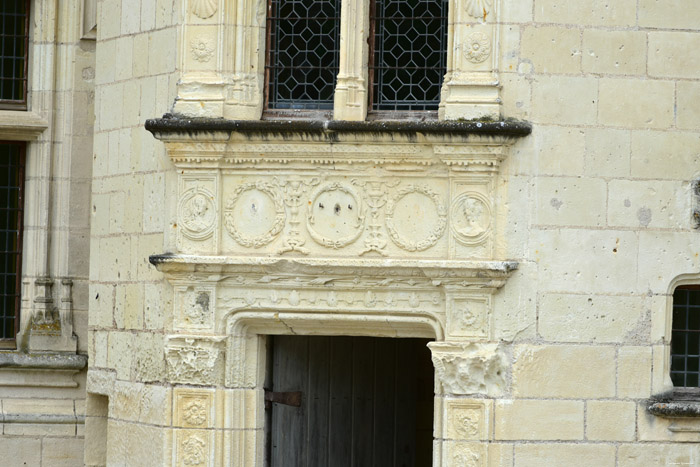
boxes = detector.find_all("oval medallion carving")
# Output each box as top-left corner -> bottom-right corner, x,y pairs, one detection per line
450,192 -> 491,245
224,182 -> 286,248
307,183 -> 365,249
386,184 -> 447,252
179,187 -> 216,240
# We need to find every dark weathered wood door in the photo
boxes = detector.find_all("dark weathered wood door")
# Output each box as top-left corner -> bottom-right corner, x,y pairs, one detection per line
266,336 -> 434,467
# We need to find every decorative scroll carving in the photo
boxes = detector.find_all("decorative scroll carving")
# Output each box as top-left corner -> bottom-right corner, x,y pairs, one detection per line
278,178 -> 319,254
181,434 -> 207,465
179,187 -> 216,240
452,444 -> 483,467
352,179 -> 399,256
307,182 -> 365,249
463,32 -> 491,64
224,181 -> 286,248
191,0 -> 217,19
166,338 -> 223,386
451,193 -> 491,246
465,0 -> 492,19
190,37 -> 215,62
429,343 -> 506,395
386,184 -> 447,252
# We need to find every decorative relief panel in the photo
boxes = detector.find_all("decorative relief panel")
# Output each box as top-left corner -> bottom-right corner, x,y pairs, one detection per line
175,389 -> 215,428
447,295 -> 490,340
176,430 -> 212,467
448,442 -> 486,467
445,400 -> 486,440
307,182 -> 365,249
429,342 -> 507,396
385,184 -> 447,252
166,337 -> 225,386
224,181 -> 286,248
178,175 -> 218,253
175,285 -> 216,331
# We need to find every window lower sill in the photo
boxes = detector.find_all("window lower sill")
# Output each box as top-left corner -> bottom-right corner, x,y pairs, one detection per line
648,401 -> 700,418
0,351 -> 87,388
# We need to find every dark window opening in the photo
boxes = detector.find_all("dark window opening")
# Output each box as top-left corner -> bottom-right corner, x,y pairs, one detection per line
0,0 -> 29,109
671,286 -> 700,388
0,142 -> 24,343
369,0 -> 448,112
265,0 -> 341,111
265,336 -> 434,467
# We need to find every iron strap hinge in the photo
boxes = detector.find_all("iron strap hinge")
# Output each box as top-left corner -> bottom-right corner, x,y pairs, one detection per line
264,390 -> 302,408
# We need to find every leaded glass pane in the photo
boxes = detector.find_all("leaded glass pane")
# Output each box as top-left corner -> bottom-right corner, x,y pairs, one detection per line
0,1 -> 29,106
266,0 -> 340,110
370,0 -> 448,111
0,142 -> 24,340
671,287 -> 700,387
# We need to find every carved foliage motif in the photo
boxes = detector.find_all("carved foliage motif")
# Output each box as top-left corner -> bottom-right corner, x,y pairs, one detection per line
463,32 -> 491,64
181,434 -> 207,465
352,179 -> 399,256
430,344 -> 506,395
166,339 -> 222,385
278,178 -> 319,255
183,399 -> 207,426
224,181 -> 286,248
179,187 -> 216,240
307,182 -> 365,249
191,0 -> 217,19
190,37 -> 215,62
386,184 -> 447,252
452,444 -> 483,467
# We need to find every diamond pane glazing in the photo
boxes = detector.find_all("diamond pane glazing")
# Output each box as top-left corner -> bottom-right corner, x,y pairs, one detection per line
671,287 -> 700,387
266,0 -> 340,110
370,0 -> 448,111
0,0 -> 28,106
0,142 -> 24,340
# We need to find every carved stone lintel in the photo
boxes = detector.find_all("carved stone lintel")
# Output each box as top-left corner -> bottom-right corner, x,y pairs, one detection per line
429,342 -> 507,395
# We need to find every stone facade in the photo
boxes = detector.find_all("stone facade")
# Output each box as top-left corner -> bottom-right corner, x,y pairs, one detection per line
0,0 -> 699,466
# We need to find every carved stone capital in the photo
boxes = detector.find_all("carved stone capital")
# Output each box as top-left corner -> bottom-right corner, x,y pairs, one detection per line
165,336 -> 226,386
429,342 -> 507,395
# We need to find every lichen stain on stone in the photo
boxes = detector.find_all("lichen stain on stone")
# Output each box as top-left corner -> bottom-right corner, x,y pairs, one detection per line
637,207 -> 652,227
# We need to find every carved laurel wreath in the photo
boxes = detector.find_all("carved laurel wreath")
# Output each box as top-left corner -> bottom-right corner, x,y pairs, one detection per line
224,182 -> 286,248
385,184 -> 447,252
306,182 -> 365,249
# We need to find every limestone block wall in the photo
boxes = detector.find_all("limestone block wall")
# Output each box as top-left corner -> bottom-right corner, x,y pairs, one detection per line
86,0 -> 180,465
493,1 -> 700,464
0,1 -> 95,466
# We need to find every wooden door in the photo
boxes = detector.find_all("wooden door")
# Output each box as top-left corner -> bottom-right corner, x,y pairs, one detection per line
266,336 -> 434,467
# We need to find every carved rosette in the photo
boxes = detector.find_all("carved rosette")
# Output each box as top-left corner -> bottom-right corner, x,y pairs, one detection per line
179,187 -> 216,240
450,193 -> 492,246
306,182 -> 365,249
463,32 -> 491,64
385,184 -> 447,252
190,37 -> 215,63
224,181 -> 286,248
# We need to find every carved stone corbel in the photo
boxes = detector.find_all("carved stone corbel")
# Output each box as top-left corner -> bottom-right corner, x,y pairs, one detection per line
429,342 -> 507,395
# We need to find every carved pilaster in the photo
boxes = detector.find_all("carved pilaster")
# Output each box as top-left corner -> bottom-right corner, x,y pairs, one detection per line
439,0 -> 501,120
333,0 -> 370,120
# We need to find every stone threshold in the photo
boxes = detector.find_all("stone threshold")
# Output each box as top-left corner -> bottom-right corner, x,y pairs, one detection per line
145,113 -> 532,138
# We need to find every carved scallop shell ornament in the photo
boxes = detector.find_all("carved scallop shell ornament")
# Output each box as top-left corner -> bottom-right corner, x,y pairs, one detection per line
465,0 -> 492,19
192,0 -> 217,19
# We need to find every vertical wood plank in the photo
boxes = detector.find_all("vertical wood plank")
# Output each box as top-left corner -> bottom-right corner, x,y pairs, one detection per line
394,338 -> 417,467
306,337 -> 331,467
351,337 -> 375,467
270,336 -> 308,467
328,337 -> 353,467
372,337 -> 397,467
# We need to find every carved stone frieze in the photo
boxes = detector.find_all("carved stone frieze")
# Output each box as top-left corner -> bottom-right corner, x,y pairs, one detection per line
165,337 -> 225,386
429,342 -> 507,395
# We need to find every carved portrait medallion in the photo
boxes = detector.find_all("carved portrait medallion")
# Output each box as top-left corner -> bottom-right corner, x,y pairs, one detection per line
386,184 -> 447,252
179,187 -> 216,240
224,181 -> 286,248
307,183 -> 365,249
450,193 -> 491,246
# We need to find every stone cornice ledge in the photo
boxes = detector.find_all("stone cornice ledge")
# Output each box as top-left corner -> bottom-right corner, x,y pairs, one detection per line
145,114 -> 532,140
0,352 -> 87,370
0,110 -> 49,140
648,400 -> 700,418
150,254 -> 517,284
